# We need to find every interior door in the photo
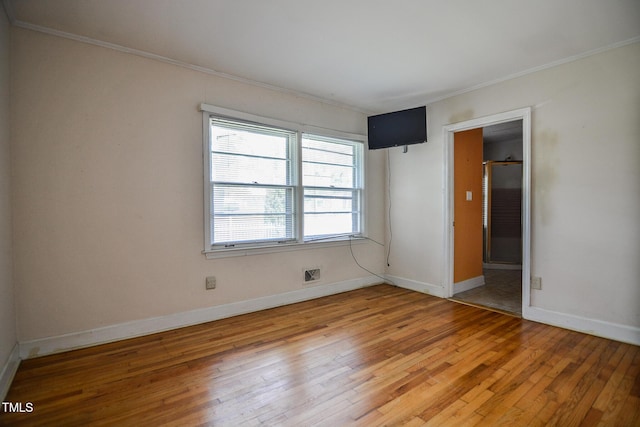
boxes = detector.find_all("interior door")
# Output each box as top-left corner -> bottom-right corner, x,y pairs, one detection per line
453,128 -> 484,284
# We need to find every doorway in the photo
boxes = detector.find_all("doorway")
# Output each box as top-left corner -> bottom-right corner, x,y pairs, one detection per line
443,108 -> 531,316
452,122 -> 523,315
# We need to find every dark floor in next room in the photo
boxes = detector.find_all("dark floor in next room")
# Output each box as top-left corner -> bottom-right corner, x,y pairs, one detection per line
451,268 -> 522,316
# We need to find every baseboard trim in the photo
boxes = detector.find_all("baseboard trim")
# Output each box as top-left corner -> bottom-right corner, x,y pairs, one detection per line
0,343 -> 20,400
19,276 -> 381,359
388,276 -> 639,346
453,275 -> 485,294
523,306 -> 640,346
386,275 -> 446,298
17,277 -> 638,360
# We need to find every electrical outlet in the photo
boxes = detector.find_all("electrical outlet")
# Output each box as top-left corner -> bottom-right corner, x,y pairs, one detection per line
531,276 -> 542,290
205,276 -> 216,290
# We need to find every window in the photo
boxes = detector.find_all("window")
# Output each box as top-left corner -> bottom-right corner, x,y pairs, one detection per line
302,135 -> 362,239
202,105 -> 365,254
209,118 -> 297,246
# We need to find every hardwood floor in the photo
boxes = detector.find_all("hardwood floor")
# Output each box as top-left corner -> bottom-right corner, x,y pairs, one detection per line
2,285 -> 639,426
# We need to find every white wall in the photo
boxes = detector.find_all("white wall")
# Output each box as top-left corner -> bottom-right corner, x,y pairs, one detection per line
8,22 -> 639,355
0,6 -> 18,396
387,42 -> 640,336
11,27 -> 386,348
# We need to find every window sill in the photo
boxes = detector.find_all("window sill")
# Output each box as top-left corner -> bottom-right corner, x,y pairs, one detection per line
203,236 -> 366,259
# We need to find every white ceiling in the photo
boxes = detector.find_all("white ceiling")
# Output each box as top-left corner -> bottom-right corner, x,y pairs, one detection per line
4,0 -> 640,113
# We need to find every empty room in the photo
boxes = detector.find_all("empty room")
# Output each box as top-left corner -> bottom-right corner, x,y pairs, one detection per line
1,0 -> 639,425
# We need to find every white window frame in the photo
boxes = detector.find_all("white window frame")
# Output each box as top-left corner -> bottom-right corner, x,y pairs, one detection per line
302,134 -> 364,241
201,104 -> 366,258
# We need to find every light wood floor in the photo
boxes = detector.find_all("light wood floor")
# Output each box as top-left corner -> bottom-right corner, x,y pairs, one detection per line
2,285 -> 639,426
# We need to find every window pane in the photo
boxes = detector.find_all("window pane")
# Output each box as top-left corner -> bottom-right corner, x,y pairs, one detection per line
302,135 -> 357,188
212,153 -> 290,185
213,215 -> 294,244
301,135 -> 362,239
304,188 -> 360,238
302,138 -> 354,165
304,188 -> 354,213
302,162 -> 354,187
304,213 -> 355,238
212,123 -> 290,159
212,185 -> 294,244
213,185 -> 293,214
211,119 -> 293,185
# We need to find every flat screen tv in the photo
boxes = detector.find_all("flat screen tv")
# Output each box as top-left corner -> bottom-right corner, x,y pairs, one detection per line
367,106 -> 427,150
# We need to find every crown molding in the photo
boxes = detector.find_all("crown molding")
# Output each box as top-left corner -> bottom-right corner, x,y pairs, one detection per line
3,1 -> 372,115
3,0 -> 640,124
425,36 -> 640,105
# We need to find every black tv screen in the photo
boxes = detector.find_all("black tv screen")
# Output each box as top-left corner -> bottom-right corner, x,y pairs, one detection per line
367,106 -> 427,150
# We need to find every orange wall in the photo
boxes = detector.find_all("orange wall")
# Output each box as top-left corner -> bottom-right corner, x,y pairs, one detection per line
454,128 -> 484,284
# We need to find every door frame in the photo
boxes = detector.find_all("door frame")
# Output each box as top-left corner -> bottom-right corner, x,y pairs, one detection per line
442,108 -> 531,313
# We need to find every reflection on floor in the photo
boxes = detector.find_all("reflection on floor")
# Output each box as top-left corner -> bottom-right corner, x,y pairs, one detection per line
451,268 -> 522,316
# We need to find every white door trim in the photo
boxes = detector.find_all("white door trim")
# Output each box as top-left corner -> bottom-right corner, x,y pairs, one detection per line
442,108 -> 531,314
